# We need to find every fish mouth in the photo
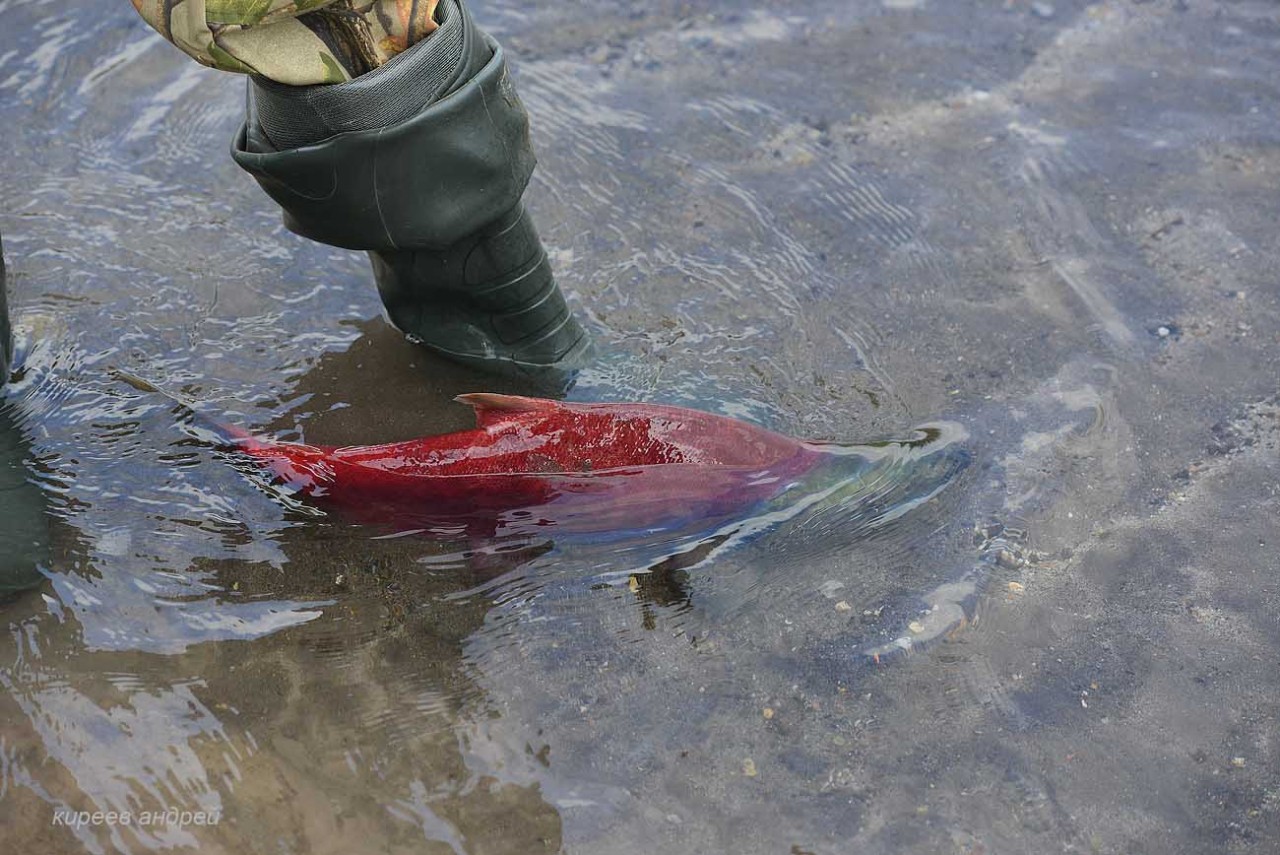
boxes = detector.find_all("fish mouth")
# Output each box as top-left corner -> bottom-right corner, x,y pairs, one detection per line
801,420 -> 970,457
800,420 -> 972,522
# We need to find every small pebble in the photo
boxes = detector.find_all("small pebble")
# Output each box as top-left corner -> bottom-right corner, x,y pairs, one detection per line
742,758 -> 758,777
1231,757 -> 1246,768
835,601 -> 853,612
1157,326 -> 1171,338
1007,581 -> 1026,593
908,620 -> 926,634
763,707 -> 775,720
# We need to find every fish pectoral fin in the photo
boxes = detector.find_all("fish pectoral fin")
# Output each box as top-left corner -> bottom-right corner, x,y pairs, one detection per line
455,393 -> 561,427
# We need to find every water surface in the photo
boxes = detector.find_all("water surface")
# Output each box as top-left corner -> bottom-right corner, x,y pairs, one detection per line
1,1 -> 1279,853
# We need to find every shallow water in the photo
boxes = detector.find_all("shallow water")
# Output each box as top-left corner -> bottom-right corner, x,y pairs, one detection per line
2,1 -> 1279,853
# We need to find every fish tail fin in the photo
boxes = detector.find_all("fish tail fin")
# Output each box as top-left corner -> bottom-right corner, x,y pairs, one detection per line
110,368 -> 260,449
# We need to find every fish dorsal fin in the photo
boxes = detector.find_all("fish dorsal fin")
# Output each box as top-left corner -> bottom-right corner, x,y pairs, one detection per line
455,393 -> 564,428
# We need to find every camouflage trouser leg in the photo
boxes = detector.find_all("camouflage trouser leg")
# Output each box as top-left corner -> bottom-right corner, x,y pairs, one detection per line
131,0 -> 441,85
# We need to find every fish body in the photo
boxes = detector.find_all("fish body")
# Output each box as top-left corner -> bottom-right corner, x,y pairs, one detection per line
230,394 -> 830,536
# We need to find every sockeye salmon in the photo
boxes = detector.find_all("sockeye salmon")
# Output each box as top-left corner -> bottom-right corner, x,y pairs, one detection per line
117,371 -> 967,541
236,393 -> 834,536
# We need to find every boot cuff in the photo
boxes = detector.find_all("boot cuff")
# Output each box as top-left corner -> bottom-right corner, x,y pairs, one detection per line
249,0 -> 489,151
232,29 -> 538,252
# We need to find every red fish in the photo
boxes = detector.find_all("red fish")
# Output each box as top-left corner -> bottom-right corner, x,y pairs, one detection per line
218,393 -> 832,537
116,370 -> 965,542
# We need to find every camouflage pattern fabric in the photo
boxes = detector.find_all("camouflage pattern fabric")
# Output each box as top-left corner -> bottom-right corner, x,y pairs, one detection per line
132,0 -> 442,85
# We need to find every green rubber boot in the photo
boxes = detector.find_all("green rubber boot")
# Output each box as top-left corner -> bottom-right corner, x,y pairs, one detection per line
232,0 -> 590,385
0,234 -> 51,600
